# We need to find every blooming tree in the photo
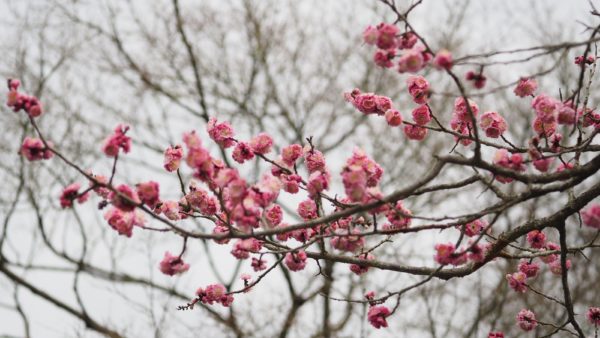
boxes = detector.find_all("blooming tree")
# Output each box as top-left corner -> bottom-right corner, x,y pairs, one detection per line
2,0 -> 600,337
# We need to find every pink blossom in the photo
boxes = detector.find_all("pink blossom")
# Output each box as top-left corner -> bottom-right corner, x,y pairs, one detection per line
349,253 -> 374,275
479,111 -> 507,138
514,78 -> 537,97
307,170 -> 330,197
196,284 -> 234,307
433,49 -> 453,70
526,230 -> 546,249
575,55 -> 595,65
280,174 -> 302,194
88,173 -> 110,198
330,228 -> 365,253
20,137 -> 53,161
557,102 -> 577,125
304,148 -> 327,174
582,203 -> 600,229
404,124 -> 428,140
103,207 -> 145,237
532,94 -> 559,122
367,306 -> 390,329
493,149 -> 526,183
582,108 -> 600,128
398,32 -> 418,49
412,105 -> 431,126
406,75 -> 430,104
587,307 -> 600,326
540,242 -> 559,264
231,238 -> 262,259
281,144 -> 303,166
232,141 -> 255,163
160,200 -> 181,221
163,145 -> 183,172
384,201 -> 412,230
60,183 -> 88,208
109,184 -> 141,212
462,219 -> 487,237
488,332 -> 504,338
212,222 -> 230,244
533,157 -> 554,172
6,79 -> 44,117
374,49 -> 396,68
549,259 -> 571,275
466,71 -> 487,89
251,257 -> 267,271
284,250 -> 307,271
397,48 -> 425,73
159,251 -> 190,276
102,124 -> 131,157
186,187 -> 218,216
532,117 -> 557,137
183,130 -> 202,149
263,204 -> 283,228
434,242 -> 456,265
249,132 -> 273,154
516,309 -> 537,331
136,181 -> 160,208
506,272 -> 527,293
453,97 -> 479,122
375,23 -> 398,50
385,109 -> 403,126
362,25 -> 378,45
207,117 -> 235,148
556,162 -> 574,173
518,260 -> 540,278
298,199 -> 318,220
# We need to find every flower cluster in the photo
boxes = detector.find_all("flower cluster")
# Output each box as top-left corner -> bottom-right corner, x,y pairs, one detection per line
493,149 -> 525,183
196,284 -> 234,307
516,309 -> 537,331
6,79 -> 43,117
367,305 -> 391,329
102,124 -> 132,157
21,137 -> 53,161
344,88 -> 394,116
159,251 -> 190,276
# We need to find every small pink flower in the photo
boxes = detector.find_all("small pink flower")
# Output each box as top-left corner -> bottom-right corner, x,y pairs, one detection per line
102,124 -> 131,157
136,181 -> 160,208
367,306 -> 390,329
207,117 -> 235,148
298,199 -> 318,220
541,242 -> 560,264
60,183 -> 88,208
557,102 -> 577,125
526,230 -> 546,249
514,78 -> 537,97
249,132 -> 273,155
384,201 -> 412,230
20,137 -> 53,161
532,94 -> 559,122
375,23 -> 398,50
163,145 -> 183,172
412,105 -> 431,126
493,149 -> 526,184
263,204 -> 283,228
533,157 -> 554,172
160,200 -> 181,221
434,242 -> 456,265
349,253 -> 374,275
232,141 -> 255,163
159,251 -> 190,276
532,117 -> 557,137
549,259 -> 571,275
109,184 -> 141,212
196,284 -> 234,307
516,309 -> 537,331
404,124 -> 428,140
488,332 -> 504,338
362,25 -> 378,45
385,109 -> 403,126
462,219 -> 487,237
397,48 -> 425,73
374,49 -> 396,68
281,144 -> 303,166
231,238 -> 262,259
518,260 -> 540,278
330,228 -> 365,253
280,174 -> 302,194
582,203 -> 600,229
433,49 -> 453,70
453,97 -> 479,122
479,111 -> 507,138
103,207 -> 145,237
251,257 -> 267,271
406,75 -> 430,104
285,250 -> 307,271
398,32 -> 417,49
506,272 -> 527,293
587,307 -> 600,326
304,147 -> 327,173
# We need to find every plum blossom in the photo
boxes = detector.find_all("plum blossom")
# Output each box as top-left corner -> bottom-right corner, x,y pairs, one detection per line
349,253 -> 374,275
196,284 -> 234,307
284,250 -> 307,271
207,117 -> 235,148
587,307 -> 600,326
412,105 -> 431,126
6,79 -> 43,117
60,183 -> 88,208
506,272 -> 527,293
518,260 -> 540,278
385,109 -> 403,126
159,251 -> 190,276
406,75 -> 430,104
493,149 -> 526,183
136,181 -> 160,208
479,111 -> 507,138
109,184 -> 141,212
231,238 -> 262,259
232,141 -> 255,163
104,207 -> 145,237
367,306 -> 390,329
102,124 -> 131,157
298,199 -> 318,220
164,145 -> 183,172
433,49 -> 453,70
582,203 -> 600,229
404,124 -> 428,140
21,137 -> 53,161
526,230 -> 546,249
516,309 -> 537,331
514,78 -> 537,97
249,133 -> 273,155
